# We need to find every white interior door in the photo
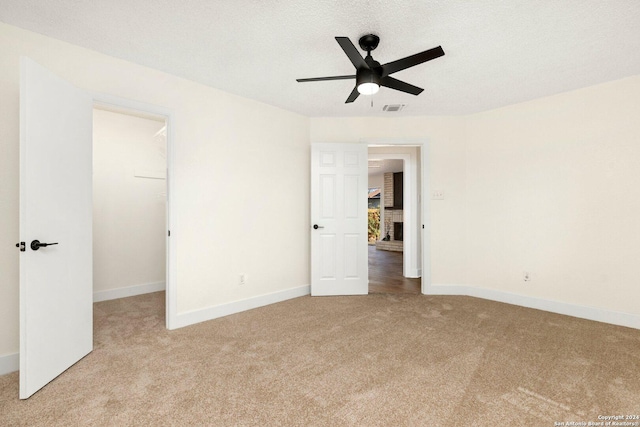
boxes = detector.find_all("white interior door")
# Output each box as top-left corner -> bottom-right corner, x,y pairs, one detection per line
311,143 -> 368,296
19,57 -> 93,399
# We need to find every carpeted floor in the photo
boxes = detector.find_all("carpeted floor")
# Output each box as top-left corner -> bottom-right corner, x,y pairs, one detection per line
1,292 -> 639,426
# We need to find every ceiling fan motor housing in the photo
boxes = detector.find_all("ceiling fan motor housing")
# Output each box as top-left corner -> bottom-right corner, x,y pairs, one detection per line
356,67 -> 381,88
357,54 -> 382,94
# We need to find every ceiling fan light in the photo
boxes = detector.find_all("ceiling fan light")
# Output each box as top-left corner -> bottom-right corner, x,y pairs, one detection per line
357,82 -> 380,95
356,69 -> 381,95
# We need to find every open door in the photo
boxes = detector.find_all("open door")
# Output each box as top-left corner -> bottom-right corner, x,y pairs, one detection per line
310,143 -> 368,296
19,57 -> 93,399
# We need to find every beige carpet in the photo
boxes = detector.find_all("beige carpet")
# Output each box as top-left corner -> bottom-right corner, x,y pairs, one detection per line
1,292 -> 639,426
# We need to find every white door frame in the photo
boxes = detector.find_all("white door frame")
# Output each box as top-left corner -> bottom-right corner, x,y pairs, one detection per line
364,139 -> 430,294
92,93 -> 177,329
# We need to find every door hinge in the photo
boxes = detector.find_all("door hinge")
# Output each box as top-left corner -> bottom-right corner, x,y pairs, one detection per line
168,230 -> 170,237
15,242 -> 26,252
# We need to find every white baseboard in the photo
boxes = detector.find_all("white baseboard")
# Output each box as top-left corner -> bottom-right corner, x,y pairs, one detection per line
426,284 -> 640,330
173,285 -> 311,329
405,268 -> 422,278
0,353 -> 19,376
93,281 -> 165,302
425,284 -> 468,296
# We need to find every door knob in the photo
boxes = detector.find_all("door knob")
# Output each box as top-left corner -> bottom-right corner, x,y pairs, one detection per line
313,224 -> 324,230
30,240 -> 58,251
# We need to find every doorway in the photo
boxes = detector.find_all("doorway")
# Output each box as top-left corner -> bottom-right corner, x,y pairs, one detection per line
92,94 -> 176,329
367,146 -> 422,294
92,104 -> 169,316
309,141 -> 429,297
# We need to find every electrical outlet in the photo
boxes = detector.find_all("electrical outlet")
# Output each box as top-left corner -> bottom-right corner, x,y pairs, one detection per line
523,271 -> 531,282
240,274 -> 246,285
432,190 -> 445,200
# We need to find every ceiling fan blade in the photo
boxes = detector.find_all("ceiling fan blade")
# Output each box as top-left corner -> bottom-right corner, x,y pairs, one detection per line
382,46 -> 445,76
296,75 -> 356,82
380,76 -> 424,95
335,37 -> 369,70
345,87 -> 360,103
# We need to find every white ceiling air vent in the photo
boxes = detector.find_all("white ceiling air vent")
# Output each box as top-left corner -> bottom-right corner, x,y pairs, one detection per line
383,104 -> 405,112
368,160 -> 383,168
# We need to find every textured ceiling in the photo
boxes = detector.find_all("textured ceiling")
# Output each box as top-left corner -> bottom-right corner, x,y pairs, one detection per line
368,159 -> 404,177
1,1 -> 640,117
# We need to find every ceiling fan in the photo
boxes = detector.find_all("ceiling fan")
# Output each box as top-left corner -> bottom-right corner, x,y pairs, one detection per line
296,34 -> 445,103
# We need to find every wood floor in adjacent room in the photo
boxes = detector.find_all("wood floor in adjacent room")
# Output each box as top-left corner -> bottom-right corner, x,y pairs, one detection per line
368,245 -> 420,294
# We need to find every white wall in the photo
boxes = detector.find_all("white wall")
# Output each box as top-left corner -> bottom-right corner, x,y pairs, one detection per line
93,108 -> 166,294
464,75 -> 640,317
311,76 -> 640,324
0,23 -> 310,359
2,20 -> 639,366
